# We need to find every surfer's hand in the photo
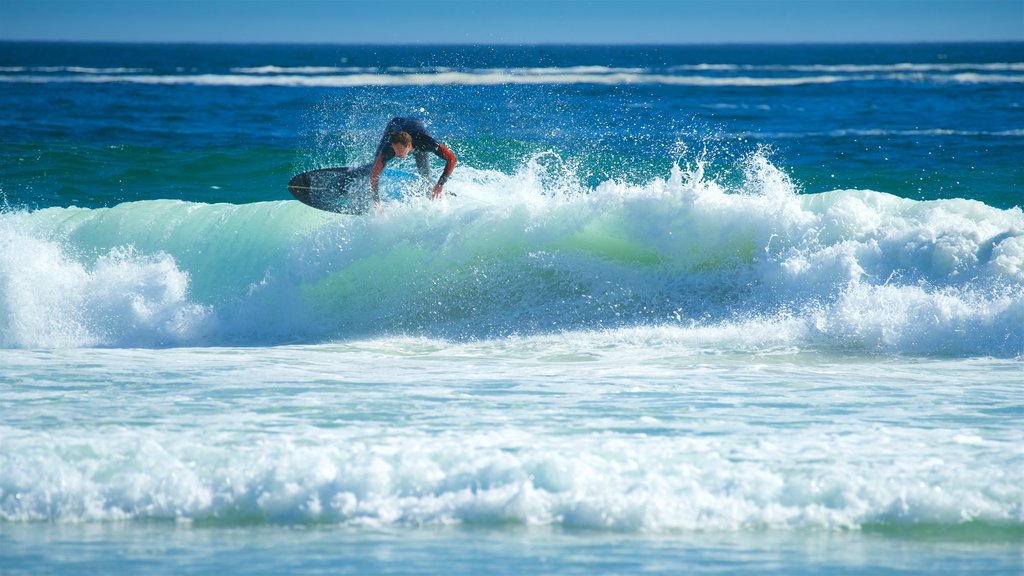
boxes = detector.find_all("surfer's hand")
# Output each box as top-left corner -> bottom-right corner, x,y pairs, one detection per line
431,184 -> 444,200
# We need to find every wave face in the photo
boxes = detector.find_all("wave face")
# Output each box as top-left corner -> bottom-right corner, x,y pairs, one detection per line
2,153 -> 1021,355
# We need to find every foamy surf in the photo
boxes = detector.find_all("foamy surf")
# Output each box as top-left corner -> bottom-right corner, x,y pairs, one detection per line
2,411 -> 1020,530
1,153 -> 1021,354
1,340 -> 1021,530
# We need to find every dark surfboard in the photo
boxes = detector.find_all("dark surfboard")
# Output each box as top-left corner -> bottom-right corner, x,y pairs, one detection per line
288,164 -> 376,214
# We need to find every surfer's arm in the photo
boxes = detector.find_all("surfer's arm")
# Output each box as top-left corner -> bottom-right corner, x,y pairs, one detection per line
370,154 -> 386,201
431,143 -> 457,198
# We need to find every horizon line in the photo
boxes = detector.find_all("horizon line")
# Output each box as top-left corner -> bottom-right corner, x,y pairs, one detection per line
2,39 -> 1023,47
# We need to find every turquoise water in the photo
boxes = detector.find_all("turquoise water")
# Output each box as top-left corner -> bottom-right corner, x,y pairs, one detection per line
1,42 -> 1023,574
3,524 -> 1021,575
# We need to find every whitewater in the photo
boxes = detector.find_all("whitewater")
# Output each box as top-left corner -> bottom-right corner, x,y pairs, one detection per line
3,153 -> 1023,547
2,154 -> 1021,353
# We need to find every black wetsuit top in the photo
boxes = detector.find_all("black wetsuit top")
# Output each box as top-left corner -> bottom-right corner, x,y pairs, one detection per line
375,118 -> 440,162
372,117 -> 457,189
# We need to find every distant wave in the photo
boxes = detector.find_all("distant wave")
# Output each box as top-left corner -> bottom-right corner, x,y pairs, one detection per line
231,65 -> 648,75
0,65 -> 152,74
9,62 -> 1022,76
669,62 -> 1024,73
1,61 -> 1021,87
729,128 -> 1024,139
4,72 -> 1021,87
230,65 -> 381,74
0,71 -> 856,87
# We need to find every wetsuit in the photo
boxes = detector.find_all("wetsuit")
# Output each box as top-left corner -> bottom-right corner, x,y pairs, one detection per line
370,117 -> 457,198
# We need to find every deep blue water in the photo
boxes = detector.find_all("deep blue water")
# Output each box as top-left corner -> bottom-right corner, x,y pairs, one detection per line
2,42 -> 1022,209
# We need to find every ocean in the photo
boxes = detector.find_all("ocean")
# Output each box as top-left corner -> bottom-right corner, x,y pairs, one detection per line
1,41 -> 1022,574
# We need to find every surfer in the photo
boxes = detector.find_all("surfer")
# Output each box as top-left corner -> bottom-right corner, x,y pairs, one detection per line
371,117 -> 457,201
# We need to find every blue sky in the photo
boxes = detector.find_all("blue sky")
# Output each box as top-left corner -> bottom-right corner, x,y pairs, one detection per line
2,0 -> 1022,44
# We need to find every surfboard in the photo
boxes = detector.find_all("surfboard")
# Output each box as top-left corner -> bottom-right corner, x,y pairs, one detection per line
288,164 -> 417,214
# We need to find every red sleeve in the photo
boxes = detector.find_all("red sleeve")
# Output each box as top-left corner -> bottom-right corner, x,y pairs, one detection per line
434,143 -> 457,186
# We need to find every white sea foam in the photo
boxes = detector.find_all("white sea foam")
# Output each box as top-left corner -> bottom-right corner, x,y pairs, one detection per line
13,62 -> 1023,77
13,66 -> 152,74
0,219 -> 211,348
730,127 -> 1024,140
1,65 -> 1020,87
231,65 -> 379,74
1,384 -> 1020,528
0,153 -> 1021,354
669,62 -> 1024,73
940,73 -> 1024,84
0,71 -> 860,87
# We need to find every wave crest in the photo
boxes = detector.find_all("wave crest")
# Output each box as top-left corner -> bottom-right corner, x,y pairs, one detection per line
1,152 -> 1021,354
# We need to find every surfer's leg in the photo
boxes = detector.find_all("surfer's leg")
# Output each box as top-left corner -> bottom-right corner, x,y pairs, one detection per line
385,117 -> 403,134
414,151 -> 431,180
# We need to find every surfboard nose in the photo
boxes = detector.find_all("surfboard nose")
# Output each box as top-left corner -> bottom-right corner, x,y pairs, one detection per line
287,173 -> 313,204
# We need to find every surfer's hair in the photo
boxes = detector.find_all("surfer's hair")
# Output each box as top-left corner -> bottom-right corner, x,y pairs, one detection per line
390,131 -> 413,146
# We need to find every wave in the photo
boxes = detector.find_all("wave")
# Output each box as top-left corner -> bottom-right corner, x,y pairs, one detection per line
0,71 -> 859,87
669,62 -> 1024,73
0,65 -> 153,74
231,65 -> 380,74
230,66 -> 649,76
729,128 -> 1024,139
1,65 -> 1021,87
1,152 -> 1022,354
238,63 -> 1024,76
1,411 -> 1021,530
8,62 -> 1021,76
939,72 -> 1024,84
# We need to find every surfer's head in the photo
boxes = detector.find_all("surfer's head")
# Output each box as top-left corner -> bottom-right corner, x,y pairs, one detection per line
390,131 -> 413,158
